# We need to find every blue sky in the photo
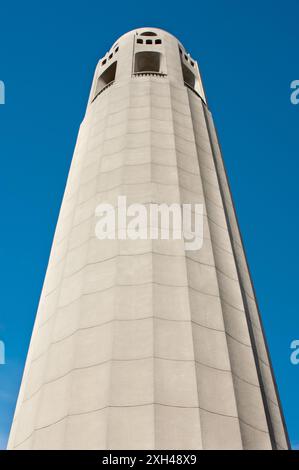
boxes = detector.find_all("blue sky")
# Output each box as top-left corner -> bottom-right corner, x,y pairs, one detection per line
0,0 -> 298,450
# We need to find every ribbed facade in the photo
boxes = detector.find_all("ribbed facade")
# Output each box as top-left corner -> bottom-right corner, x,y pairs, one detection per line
8,28 -> 289,450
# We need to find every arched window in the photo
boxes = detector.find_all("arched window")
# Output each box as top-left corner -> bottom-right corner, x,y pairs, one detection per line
140,31 -> 157,36
181,62 -> 196,89
95,61 -> 117,96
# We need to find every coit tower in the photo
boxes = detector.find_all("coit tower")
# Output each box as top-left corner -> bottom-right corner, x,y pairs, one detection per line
8,28 -> 289,450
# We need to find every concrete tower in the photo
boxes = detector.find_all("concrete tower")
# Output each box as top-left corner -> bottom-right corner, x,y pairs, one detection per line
8,28 -> 289,450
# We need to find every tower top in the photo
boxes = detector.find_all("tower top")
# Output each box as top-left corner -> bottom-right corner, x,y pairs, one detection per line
87,27 -> 207,108
111,27 -> 180,44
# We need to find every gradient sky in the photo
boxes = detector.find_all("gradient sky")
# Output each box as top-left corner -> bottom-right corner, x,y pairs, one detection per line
0,0 -> 298,450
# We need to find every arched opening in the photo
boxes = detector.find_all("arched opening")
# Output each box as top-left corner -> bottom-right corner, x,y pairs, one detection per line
95,61 -> 117,96
140,31 -> 157,36
181,62 -> 196,89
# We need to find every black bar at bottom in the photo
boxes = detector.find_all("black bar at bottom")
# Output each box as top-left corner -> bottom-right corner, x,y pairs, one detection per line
0,450 -> 298,465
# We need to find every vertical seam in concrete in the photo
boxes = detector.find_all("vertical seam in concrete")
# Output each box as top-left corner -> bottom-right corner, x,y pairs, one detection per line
93,85 -> 116,451
150,79 -> 157,450
187,91 -> 243,449
201,101 -> 282,449
169,82 -> 204,449
203,104 -> 290,449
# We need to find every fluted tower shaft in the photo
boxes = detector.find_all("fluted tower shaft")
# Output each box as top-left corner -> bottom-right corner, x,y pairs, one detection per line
8,28 -> 289,450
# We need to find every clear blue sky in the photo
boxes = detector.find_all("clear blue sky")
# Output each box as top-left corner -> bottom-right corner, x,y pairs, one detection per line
0,0 -> 298,450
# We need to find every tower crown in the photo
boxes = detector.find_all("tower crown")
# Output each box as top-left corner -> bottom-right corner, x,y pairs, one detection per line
88,27 -> 206,107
